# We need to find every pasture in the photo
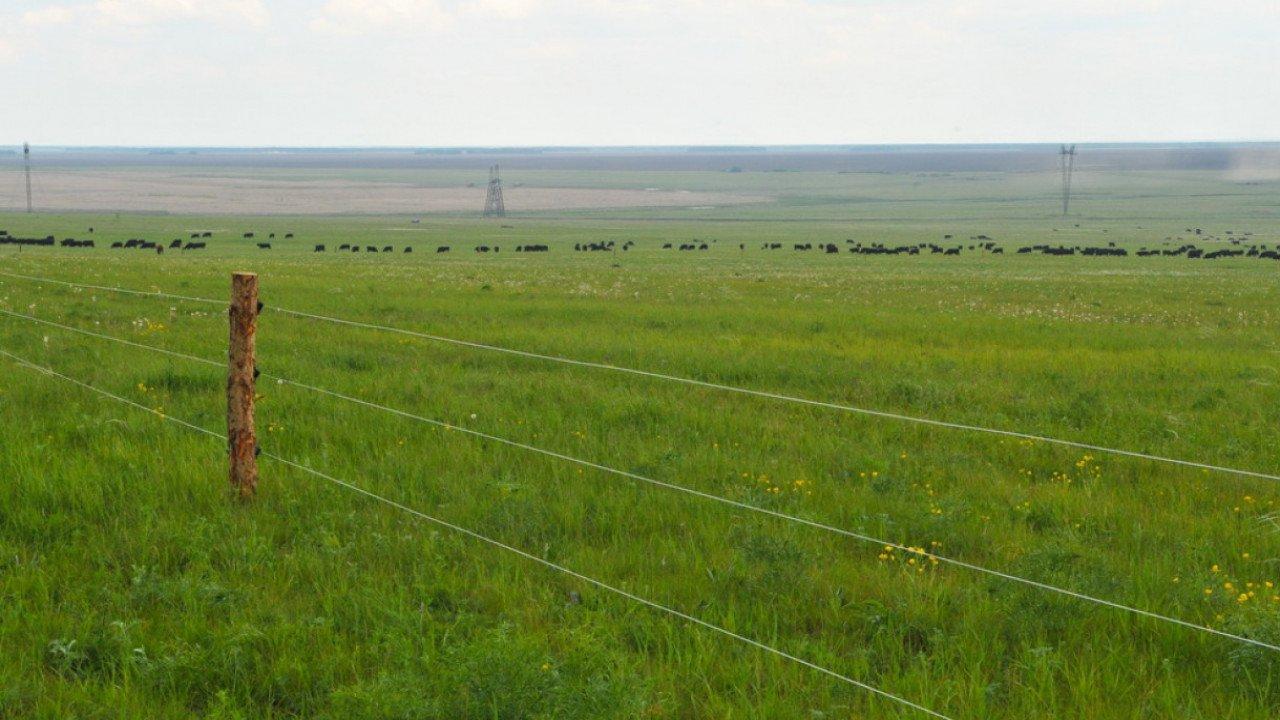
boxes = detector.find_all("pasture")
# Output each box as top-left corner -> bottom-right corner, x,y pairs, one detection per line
1,161 -> 1280,719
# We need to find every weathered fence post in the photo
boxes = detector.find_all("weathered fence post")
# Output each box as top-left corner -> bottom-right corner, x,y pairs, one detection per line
228,271 -> 259,498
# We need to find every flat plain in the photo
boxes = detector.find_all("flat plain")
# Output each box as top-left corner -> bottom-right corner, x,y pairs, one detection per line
1,146 -> 1279,719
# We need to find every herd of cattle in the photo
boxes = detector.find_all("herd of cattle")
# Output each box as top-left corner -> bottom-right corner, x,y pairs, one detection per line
2,227 -> 1276,262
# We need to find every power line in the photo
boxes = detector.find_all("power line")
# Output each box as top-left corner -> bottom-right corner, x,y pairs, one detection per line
23,142 -> 33,214
483,164 -> 506,217
0,347 -> 953,720
3,268 -> 1279,485
6,306 -> 1279,653
1060,144 -> 1076,216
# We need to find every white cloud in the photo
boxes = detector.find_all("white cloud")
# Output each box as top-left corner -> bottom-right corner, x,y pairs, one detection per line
22,5 -> 76,26
97,0 -> 269,27
309,0 -> 453,34
19,0 -> 270,30
462,0 -> 539,20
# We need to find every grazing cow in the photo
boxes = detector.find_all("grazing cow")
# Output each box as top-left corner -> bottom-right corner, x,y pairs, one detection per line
437,246 -> 450,253
201,232 -> 212,238
88,227 -> 94,233
182,242 -> 206,250
156,245 -> 164,255
382,246 -> 393,253
404,246 -> 413,253
244,232 -> 255,239
339,243 -> 351,250
662,243 -> 673,249
285,233 -> 294,239
366,245 -> 378,253
111,241 -> 123,248
269,233 -> 276,239
170,239 -> 183,249
257,242 -> 271,249
314,244 -> 326,252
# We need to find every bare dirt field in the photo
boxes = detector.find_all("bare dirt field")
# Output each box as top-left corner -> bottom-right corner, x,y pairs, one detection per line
0,169 -> 768,215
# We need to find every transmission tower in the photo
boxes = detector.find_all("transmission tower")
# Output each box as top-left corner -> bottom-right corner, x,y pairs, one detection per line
1059,144 -> 1076,216
23,142 -> 33,213
482,164 -> 506,217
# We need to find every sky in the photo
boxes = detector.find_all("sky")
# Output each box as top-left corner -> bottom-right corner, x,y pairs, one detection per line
1,0 -> 1277,147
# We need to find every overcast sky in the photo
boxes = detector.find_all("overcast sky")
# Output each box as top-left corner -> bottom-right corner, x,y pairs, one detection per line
2,0 -> 1277,147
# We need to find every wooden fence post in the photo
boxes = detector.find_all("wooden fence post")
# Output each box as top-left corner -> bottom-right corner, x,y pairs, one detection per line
228,271 -> 259,498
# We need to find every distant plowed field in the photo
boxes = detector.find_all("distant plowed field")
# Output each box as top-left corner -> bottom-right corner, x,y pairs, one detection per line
0,169 -> 770,215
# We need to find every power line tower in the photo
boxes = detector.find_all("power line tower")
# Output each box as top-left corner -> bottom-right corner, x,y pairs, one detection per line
482,164 -> 506,217
1059,144 -> 1076,216
23,142 -> 33,213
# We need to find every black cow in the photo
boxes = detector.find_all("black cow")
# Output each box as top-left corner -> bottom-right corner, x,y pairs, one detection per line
314,244 -> 326,252
257,243 -> 271,249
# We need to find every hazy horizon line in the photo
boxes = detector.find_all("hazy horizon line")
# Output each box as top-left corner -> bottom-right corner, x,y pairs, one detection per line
7,140 -> 1280,153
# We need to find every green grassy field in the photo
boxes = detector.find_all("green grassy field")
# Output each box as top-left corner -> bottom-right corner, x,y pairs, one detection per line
2,166 -> 1280,718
